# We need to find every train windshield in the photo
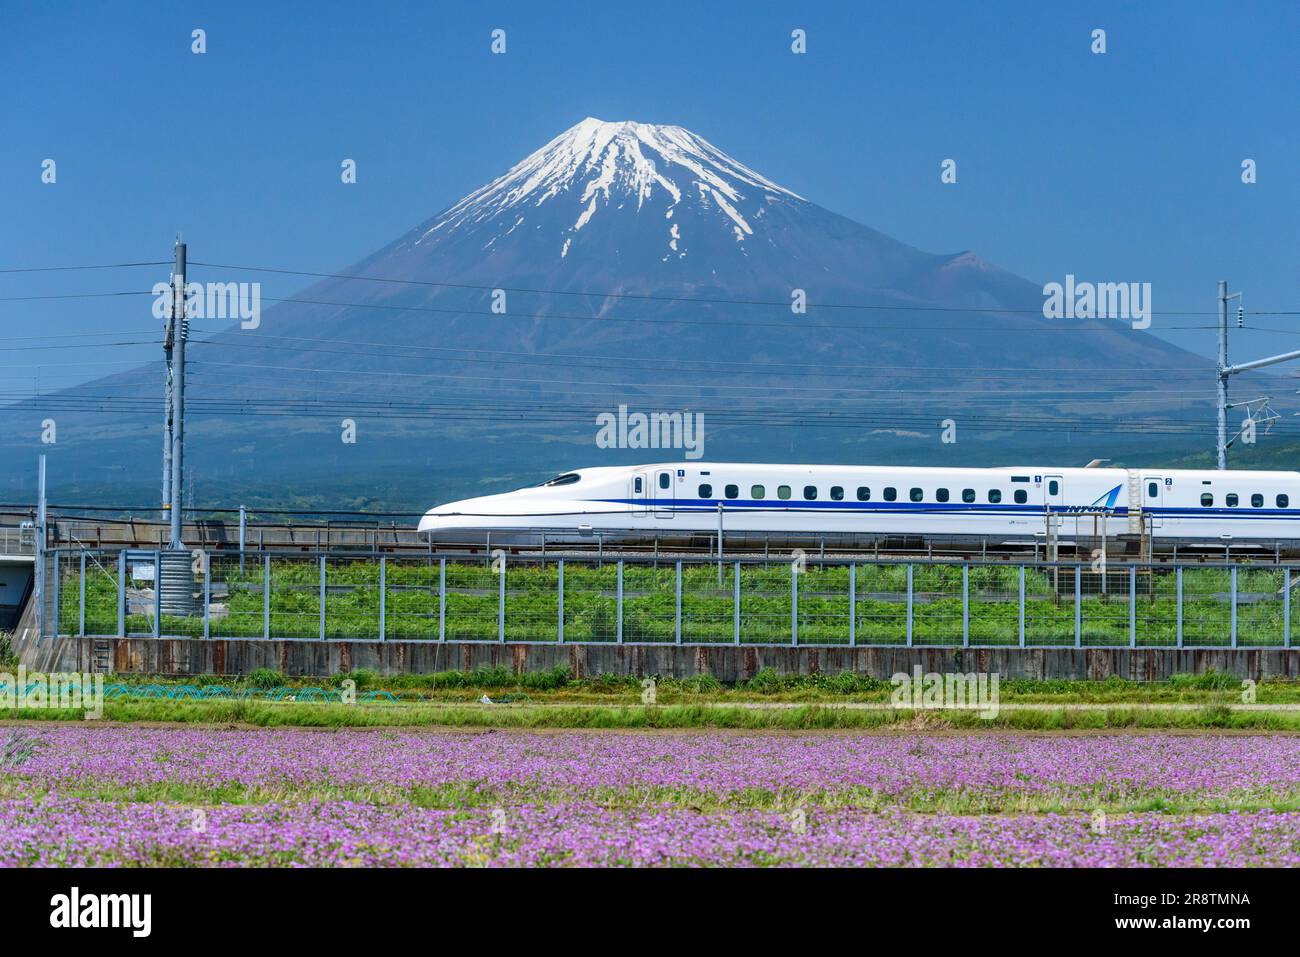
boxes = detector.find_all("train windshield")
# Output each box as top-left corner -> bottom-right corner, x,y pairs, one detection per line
541,473 -> 581,487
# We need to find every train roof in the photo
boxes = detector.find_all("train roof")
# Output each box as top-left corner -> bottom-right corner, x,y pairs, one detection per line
566,463 -> 1300,478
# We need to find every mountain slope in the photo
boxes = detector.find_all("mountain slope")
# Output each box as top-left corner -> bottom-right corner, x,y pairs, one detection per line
1,117 -> 1259,507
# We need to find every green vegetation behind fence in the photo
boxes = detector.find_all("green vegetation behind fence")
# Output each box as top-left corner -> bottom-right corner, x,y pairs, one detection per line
54,554 -> 1295,647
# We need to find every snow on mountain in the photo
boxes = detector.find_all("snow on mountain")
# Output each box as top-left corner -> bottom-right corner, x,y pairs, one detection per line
405,118 -> 806,265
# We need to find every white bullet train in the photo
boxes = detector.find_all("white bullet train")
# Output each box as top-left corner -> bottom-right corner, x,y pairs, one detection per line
417,462 -> 1300,546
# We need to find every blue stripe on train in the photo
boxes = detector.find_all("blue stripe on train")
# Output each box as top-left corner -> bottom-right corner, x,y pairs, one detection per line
592,498 -> 1300,519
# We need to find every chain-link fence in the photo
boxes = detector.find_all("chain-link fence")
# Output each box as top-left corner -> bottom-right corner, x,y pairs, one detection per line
44,549 -> 1297,648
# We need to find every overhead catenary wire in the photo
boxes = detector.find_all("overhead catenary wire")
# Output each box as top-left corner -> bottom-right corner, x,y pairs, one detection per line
5,391 -> 1261,436
190,259 -> 1239,316
0,261 -> 170,274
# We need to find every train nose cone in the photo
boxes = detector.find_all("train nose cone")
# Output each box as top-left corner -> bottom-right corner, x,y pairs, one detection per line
417,495 -> 506,536
416,512 -> 446,534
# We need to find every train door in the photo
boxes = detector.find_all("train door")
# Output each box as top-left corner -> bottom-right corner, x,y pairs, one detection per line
632,472 -> 649,516
1042,474 -> 1066,546
653,469 -> 675,519
1143,476 -> 1165,528
1043,474 -> 1064,509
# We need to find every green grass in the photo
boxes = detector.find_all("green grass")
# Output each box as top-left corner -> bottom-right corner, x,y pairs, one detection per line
7,698 -> 1300,731
0,632 -> 16,670
82,666 -> 1300,703
70,666 -> 1300,708
57,559 -> 1297,646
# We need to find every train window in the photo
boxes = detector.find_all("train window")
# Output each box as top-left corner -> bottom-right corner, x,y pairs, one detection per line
1148,482 -> 1158,498
634,477 -> 643,494
658,473 -> 670,490
1279,494 -> 1290,508
910,487 -> 923,502
778,485 -> 791,500
1048,480 -> 1059,495
884,487 -> 897,501
1201,493 -> 1214,507
936,488 -> 950,503
1014,489 -> 1027,504
856,487 -> 870,501
962,489 -> 976,503
543,473 -> 581,487
699,484 -> 712,498
830,486 -> 844,501
1252,493 -> 1264,508
751,485 -> 765,499
988,489 -> 1002,504
1226,493 -> 1239,507
803,486 -> 818,500
724,484 -> 739,499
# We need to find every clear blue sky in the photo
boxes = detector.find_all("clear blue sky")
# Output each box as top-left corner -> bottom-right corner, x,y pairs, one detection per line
3,0 -> 1298,397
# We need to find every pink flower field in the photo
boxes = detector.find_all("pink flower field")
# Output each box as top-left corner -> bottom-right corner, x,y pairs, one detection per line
2,728 -> 1298,866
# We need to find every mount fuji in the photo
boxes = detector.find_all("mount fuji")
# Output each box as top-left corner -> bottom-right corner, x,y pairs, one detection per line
3,118 -> 1237,509
348,116 -> 1048,309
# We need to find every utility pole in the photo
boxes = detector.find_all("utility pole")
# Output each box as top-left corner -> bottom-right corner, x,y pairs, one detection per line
35,454 -> 46,640
168,238 -> 188,548
1216,280 -> 1229,470
162,261 -> 175,508
1215,279 -> 1300,468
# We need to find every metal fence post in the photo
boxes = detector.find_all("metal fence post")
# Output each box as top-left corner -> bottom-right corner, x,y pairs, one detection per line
617,559 -> 624,644
1129,564 -> 1136,648
439,557 -> 446,642
674,559 -> 682,644
52,551 -> 60,638
1074,564 -> 1081,648
116,550 -> 125,636
791,562 -> 798,646
905,564 -> 913,647
1285,566 -> 1291,649
849,563 -> 856,647
734,561 -> 742,645
963,564 -> 970,648
1230,564 -> 1238,648
202,551 -> 211,640
239,505 -> 247,573
379,556 -> 386,642
1176,565 -> 1183,648
498,556 -> 506,642
319,554 -> 326,641
78,551 -> 86,637
558,559 -> 565,644
263,554 -> 270,641
153,550 -> 161,639
1018,565 -> 1025,647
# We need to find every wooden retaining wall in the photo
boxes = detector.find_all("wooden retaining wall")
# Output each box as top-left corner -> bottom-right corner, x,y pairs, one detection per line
32,636 -> 1300,682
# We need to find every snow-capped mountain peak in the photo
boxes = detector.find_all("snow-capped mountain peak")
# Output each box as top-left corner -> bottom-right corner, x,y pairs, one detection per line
414,118 -> 805,260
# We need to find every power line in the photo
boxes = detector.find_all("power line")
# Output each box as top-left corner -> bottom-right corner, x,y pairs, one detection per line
0,291 -> 153,303
1,257 -> 1294,320
0,503 -> 426,518
0,261 -> 169,274
4,391 -> 1248,436
191,259 -> 1232,316
0,339 -> 156,353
